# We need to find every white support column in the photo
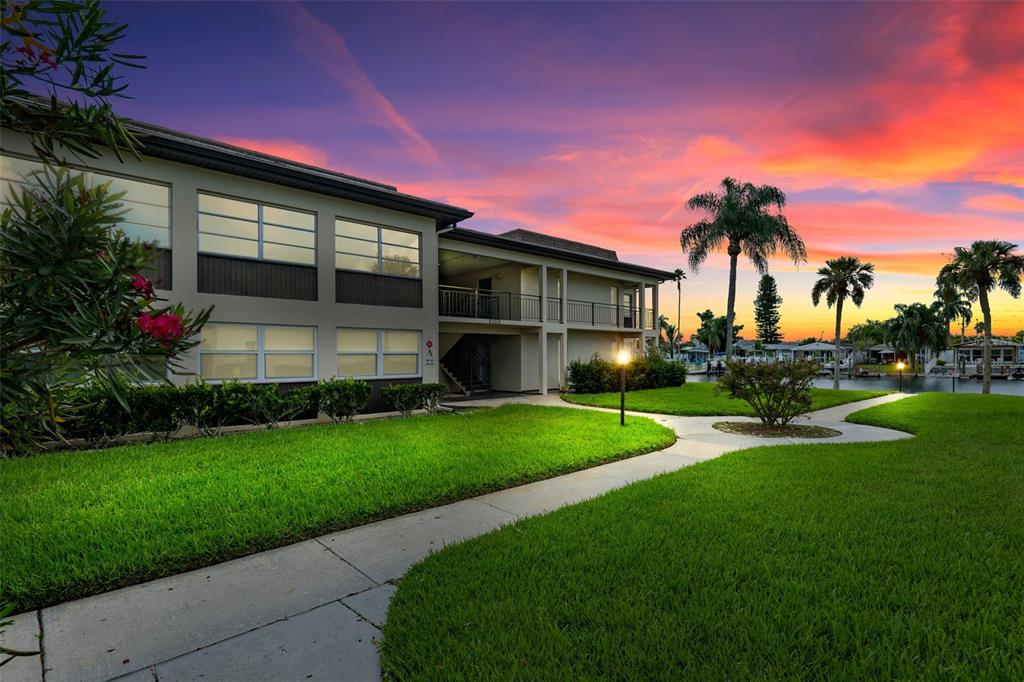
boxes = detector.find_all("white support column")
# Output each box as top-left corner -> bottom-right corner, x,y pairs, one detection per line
560,268 -> 569,324
637,282 -> 646,332
538,328 -> 548,395
652,283 -> 660,328
560,330 -> 569,386
539,264 -> 548,323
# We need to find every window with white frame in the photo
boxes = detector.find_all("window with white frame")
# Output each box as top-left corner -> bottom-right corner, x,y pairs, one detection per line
335,218 -> 421,277
198,193 -> 316,265
1,153 -> 171,248
337,329 -> 420,378
199,323 -> 316,381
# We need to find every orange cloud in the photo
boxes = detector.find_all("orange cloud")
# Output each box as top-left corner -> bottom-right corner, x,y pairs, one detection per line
964,194 -> 1024,213
216,137 -> 330,168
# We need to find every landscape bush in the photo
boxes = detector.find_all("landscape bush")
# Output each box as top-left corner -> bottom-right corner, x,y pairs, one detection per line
567,353 -> 687,393
383,383 -> 449,416
313,378 -> 372,423
13,379 -> 451,455
717,360 -> 819,427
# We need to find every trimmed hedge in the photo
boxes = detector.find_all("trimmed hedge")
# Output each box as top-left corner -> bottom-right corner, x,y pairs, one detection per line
567,353 -> 687,394
48,378 -> 447,453
383,383 -> 448,416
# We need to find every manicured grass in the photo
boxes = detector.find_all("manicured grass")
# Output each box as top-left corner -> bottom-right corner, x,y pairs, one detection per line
0,405 -> 674,611
384,394 -> 1024,680
561,381 -> 890,415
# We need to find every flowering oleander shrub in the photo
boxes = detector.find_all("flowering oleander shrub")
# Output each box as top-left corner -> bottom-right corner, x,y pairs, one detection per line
567,352 -> 688,393
0,169 -> 212,454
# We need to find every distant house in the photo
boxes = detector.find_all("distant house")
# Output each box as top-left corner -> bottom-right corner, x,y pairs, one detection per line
794,341 -> 853,368
678,340 -> 710,365
867,343 -> 897,364
953,339 -> 1024,373
763,342 -> 797,363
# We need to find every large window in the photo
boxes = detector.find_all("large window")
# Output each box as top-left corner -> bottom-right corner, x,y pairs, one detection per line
1,153 -> 171,247
200,323 -> 316,381
335,219 -> 420,277
337,329 -> 420,378
198,193 -> 316,265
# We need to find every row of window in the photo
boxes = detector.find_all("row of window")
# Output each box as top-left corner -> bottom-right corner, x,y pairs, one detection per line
1,154 -> 172,248
0,153 -> 422,276
198,323 -> 422,382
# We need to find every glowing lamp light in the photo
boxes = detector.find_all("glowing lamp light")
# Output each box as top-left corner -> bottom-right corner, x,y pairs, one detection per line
616,349 -> 630,425
896,361 -> 906,371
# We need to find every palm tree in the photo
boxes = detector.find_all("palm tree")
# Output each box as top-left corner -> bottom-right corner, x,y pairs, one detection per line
658,315 -> 679,358
811,257 -> 875,389
933,281 -> 974,344
936,240 -> 1024,394
673,268 -> 686,344
681,178 -> 806,360
886,303 -> 947,374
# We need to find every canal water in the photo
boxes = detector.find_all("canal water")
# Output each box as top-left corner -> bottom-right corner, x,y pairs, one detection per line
688,372 -> 1024,396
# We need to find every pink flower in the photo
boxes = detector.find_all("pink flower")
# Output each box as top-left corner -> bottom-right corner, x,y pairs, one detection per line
137,313 -> 183,342
131,273 -> 154,298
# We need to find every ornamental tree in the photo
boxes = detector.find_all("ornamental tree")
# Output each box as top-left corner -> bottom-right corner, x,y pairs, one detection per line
0,168 -> 212,452
1,1 -> 212,454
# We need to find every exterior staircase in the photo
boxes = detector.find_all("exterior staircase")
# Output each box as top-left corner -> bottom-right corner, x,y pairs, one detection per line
441,338 -> 491,395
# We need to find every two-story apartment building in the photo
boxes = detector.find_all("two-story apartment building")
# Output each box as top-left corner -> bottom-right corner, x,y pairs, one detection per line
1,120 -> 670,407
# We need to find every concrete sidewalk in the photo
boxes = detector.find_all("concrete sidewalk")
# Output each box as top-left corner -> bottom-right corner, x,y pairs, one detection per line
2,394 -> 912,682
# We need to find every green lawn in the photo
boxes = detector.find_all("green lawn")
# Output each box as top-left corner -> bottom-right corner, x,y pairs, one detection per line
561,381 -> 890,415
0,405 -> 674,611
383,394 -> 1024,680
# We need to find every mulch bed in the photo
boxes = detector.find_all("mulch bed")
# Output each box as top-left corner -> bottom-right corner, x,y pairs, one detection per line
712,421 -> 842,439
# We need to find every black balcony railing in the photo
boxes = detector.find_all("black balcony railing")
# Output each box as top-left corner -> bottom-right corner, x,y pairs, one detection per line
439,285 -> 541,322
546,297 -> 562,322
566,299 -> 654,329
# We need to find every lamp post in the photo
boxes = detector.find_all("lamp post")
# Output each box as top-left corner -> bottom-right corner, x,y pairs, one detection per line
896,360 -> 905,393
616,349 -> 630,426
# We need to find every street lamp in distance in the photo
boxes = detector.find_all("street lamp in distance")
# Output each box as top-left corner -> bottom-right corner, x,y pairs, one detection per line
616,349 -> 631,426
896,360 -> 905,393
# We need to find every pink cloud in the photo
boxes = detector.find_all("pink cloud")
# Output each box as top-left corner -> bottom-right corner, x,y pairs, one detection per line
216,137 -> 331,168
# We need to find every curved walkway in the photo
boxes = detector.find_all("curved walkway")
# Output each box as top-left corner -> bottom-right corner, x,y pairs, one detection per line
3,394 -> 912,682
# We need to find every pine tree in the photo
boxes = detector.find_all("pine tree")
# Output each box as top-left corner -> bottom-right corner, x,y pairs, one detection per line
754,274 -> 783,343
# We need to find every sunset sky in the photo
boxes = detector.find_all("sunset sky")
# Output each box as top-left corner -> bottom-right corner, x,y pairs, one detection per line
108,1 -> 1023,339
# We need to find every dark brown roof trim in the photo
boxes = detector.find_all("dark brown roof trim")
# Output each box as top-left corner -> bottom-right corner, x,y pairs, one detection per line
133,122 -> 473,228
443,228 -> 675,281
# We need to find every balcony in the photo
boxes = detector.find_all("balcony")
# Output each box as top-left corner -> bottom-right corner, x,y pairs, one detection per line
567,300 -> 654,330
439,286 -> 654,329
439,285 -> 541,322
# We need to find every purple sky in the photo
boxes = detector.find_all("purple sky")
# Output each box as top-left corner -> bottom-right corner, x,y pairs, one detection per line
103,1 -> 1024,337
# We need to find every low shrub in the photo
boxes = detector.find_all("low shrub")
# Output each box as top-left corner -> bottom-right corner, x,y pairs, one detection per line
313,378 -> 372,423
717,360 -> 819,427
567,353 -> 687,393
383,383 -> 449,416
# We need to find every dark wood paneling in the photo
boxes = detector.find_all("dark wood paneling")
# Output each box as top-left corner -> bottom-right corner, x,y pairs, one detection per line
335,270 -> 422,308
198,254 -> 317,301
365,377 -> 421,413
142,248 -> 173,291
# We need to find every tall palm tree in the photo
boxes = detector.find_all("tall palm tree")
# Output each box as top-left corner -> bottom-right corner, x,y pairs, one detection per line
673,268 -> 686,342
681,178 -> 806,360
936,240 -> 1024,394
811,257 -> 875,389
933,281 -> 974,344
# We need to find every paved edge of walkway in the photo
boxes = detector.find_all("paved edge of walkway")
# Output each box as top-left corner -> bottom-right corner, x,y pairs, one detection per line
3,392 -> 915,682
